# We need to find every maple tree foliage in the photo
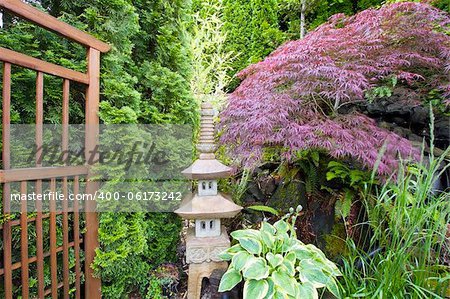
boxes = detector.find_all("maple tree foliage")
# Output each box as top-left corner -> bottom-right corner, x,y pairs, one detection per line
220,2 -> 450,174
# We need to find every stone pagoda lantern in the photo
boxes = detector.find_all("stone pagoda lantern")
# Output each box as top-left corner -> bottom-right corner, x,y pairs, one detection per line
175,102 -> 242,299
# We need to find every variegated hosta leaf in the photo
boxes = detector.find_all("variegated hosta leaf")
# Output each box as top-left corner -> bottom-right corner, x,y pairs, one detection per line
272,290 -> 289,299
284,252 -> 296,264
243,257 -> 270,280
266,252 -> 283,268
326,276 -> 341,298
218,251 -> 233,261
297,281 -> 319,299
219,244 -> 244,261
298,259 -> 332,288
271,269 -> 297,296
218,268 -> 242,292
228,244 -> 244,254
305,244 -> 327,259
231,229 -> 261,240
232,251 -> 254,271
274,219 -> 289,234
261,230 -> 275,249
322,259 -> 342,276
280,253 -> 296,276
292,244 -> 316,260
261,221 -> 276,234
243,279 -> 269,299
281,237 -> 298,253
263,278 -> 275,299
239,237 -> 263,255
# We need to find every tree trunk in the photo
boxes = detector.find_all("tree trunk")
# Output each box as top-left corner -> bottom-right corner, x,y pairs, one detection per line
300,0 -> 306,39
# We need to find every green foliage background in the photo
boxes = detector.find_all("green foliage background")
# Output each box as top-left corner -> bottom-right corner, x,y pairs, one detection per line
1,0 -> 448,297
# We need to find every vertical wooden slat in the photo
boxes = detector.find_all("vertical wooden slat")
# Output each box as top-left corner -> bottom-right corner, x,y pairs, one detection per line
2,62 -> 13,299
35,71 -> 45,298
49,178 -> 58,298
20,181 -> 29,299
73,176 -> 81,299
62,79 -> 70,299
84,47 -> 101,298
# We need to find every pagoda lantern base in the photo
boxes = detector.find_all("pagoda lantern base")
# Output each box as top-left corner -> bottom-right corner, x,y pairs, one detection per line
185,226 -> 230,299
187,261 -> 228,299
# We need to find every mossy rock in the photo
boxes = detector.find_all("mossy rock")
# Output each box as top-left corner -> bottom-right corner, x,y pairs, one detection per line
322,220 -> 348,260
266,180 -> 307,213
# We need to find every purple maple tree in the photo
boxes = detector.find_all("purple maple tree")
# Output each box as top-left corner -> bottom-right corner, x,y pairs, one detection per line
220,2 -> 450,174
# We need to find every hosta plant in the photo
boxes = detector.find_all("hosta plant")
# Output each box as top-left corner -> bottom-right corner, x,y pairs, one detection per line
218,206 -> 341,298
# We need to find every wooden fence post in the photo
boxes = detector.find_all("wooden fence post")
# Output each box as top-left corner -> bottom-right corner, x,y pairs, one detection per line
85,47 -> 102,299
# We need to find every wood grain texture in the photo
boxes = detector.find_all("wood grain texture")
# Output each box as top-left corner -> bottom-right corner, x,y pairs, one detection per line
49,178 -> 58,298
20,181 -> 29,299
0,48 -> 89,84
2,62 -> 13,299
84,47 -> 102,299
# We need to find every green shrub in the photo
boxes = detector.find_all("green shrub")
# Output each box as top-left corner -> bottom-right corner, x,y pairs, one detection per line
222,0 -> 287,89
1,1 -> 196,298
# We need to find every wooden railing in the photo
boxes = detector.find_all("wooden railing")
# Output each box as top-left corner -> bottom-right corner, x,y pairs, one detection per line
0,0 -> 110,298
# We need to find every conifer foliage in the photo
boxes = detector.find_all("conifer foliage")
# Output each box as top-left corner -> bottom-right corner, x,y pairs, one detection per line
220,2 -> 450,174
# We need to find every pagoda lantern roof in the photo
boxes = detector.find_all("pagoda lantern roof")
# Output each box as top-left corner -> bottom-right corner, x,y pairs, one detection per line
175,101 -> 242,221
175,192 -> 242,219
181,156 -> 232,179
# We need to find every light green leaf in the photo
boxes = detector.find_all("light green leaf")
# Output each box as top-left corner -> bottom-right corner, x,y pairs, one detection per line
247,205 -> 279,216
232,251 -> 253,271
218,268 -> 242,292
231,229 -> 261,240
266,252 -> 283,268
326,171 -> 337,181
285,252 -> 296,264
297,281 -> 318,299
239,237 -> 262,255
326,277 -> 340,298
274,219 -> 289,234
305,244 -> 327,259
263,278 -> 275,299
322,259 -> 342,276
261,222 -> 276,234
272,269 -> 296,296
279,262 -> 295,277
273,290 -> 289,299
243,279 -> 269,299
219,244 -> 244,261
261,230 -> 275,249
228,244 -> 244,254
281,252 -> 296,276
337,190 -> 353,218
218,250 -> 233,261
298,259 -> 331,288
281,237 -> 298,252
292,245 -> 315,261
243,257 -> 269,280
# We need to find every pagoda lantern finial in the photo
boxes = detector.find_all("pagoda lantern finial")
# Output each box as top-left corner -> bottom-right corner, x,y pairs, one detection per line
175,101 -> 242,299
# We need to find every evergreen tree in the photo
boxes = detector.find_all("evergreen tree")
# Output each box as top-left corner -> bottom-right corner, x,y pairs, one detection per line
222,0 -> 287,89
1,1 -> 196,297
